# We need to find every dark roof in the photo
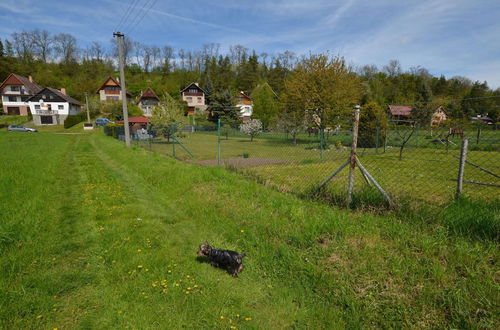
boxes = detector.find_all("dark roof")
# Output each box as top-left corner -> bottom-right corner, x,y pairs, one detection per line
180,82 -> 207,94
0,73 -> 42,94
27,87 -> 82,106
137,88 -> 160,102
96,76 -> 132,96
388,105 -> 413,116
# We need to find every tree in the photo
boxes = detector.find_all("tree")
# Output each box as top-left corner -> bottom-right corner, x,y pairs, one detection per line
281,54 -> 362,129
251,82 -> 279,128
275,106 -> 307,144
54,33 -> 78,64
240,119 -> 263,141
33,29 -> 53,63
358,101 -> 388,148
207,89 -> 240,125
151,92 -> 185,142
0,39 -> 4,57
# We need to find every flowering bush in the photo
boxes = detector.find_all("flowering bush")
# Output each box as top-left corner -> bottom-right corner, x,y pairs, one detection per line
239,119 -> 263,141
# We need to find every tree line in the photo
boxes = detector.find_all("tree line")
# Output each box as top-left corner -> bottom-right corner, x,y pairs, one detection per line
0,29 -> 498,128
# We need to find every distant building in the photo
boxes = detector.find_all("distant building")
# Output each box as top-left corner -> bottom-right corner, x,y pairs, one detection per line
388,105 -> 413,121
27,87 -> 82,125
180,82 -> 207,115
471,114 -> 495,125
136,88 -> 160,116
235,91 -> 253,122
0,73 -> 42,115
96,76 -> 131,102
430,106 -> 447,127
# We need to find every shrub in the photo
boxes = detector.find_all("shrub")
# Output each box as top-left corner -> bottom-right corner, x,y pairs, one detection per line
64,113 -> 87,129
358,101 -> 388,148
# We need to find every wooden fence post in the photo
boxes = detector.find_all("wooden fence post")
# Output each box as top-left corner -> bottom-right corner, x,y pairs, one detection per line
456,138 -> 469,199
347,105 -> 360,206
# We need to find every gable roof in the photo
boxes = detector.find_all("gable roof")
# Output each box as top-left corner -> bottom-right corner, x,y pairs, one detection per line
237,91 -> 251,100
138,88 -> 160,102
96,76 -> 132,96
0,73 -> 42,95
180,82 -> 207,94
117,115 -> 150,124
27,87 -> 82,106
388,105 -> 413,116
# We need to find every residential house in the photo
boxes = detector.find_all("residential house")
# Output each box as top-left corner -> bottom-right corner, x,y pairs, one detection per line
180,82 -> 207,115
136,88 -> 160,116
430,106 -> 447,127
27,87 -> 82,125
96,76 -> 131,102
471,115 -> 495,126
388,105 -> 413,121
0,73 -> 42,115
235,91 -> 253,122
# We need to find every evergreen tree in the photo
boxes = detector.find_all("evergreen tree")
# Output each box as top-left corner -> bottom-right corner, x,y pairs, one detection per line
0,39 -> 4,57
208,89 -> 239,125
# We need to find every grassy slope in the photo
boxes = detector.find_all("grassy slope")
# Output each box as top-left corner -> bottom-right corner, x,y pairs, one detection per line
0,132 -> 498,329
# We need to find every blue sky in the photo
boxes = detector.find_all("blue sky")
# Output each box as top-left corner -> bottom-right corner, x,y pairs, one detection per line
1,0 -> 499,88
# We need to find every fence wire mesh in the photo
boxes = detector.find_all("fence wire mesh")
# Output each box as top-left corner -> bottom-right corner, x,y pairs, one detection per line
105,113 -> 499,209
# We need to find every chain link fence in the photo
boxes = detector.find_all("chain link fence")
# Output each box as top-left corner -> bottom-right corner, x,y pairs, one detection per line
105,111 -> 499,209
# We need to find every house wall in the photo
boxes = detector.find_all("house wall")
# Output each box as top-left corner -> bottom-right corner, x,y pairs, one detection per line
182,92 -> 205,107
28,101 -> 81,126
2,85 -> 33,115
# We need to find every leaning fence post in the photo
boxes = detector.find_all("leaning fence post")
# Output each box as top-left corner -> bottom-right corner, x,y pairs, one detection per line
217,118 -> 221,165
456,138 -> 469,199
347,105 -> 361,206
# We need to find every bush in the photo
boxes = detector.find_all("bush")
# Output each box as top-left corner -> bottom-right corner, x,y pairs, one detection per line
64,113 -> 87,129
358,102 -> 388,148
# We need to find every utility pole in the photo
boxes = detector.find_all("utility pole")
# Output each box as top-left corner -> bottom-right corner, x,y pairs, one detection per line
113,31 -> 131,147
85,93 -> 90,123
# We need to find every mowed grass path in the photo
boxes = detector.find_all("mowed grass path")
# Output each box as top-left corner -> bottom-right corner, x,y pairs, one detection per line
0,131 -> 498,328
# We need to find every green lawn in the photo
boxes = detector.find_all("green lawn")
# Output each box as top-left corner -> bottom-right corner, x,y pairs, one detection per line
0,132 -> 498,328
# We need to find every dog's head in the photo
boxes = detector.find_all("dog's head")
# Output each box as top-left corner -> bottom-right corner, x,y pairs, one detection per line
197,241 -> 211,257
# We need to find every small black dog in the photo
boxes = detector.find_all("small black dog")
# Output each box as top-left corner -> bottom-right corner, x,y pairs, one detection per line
197,241 -> 246,277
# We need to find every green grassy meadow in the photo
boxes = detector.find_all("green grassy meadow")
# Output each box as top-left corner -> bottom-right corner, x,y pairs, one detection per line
0,131 -> 498,329
139,130 -> 499,206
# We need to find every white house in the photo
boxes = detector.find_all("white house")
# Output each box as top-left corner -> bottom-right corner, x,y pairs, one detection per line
0,73 -> 42,115
27,87 -> 82,125
235,91 -> 253,122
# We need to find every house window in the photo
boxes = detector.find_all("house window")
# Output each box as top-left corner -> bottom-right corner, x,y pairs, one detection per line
197,97 -> 202,103
35,105 -> 41,110
49,95 -> 53,99
188,88 -> 198,93
186,97 -> 193,102
58,105 -> 64,110
106,96 -> 119,101
11,86 -> 20,91
20,96 -> 28,102
8,96 -> 17,102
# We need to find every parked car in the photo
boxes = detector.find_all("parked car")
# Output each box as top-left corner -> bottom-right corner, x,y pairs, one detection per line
7,125 -> 38,132
95,118 -> 114,127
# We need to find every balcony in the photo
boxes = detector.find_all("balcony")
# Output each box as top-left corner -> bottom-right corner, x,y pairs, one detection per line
35,109 -> 58,115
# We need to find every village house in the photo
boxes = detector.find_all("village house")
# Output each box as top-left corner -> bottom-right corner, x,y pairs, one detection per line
136,88 -> 160,116
27,87 -> 82,125
96,76 -> 131,102
388,105 -> 413,121
180,82 -> 207,115
0,73 -> 42,115
235,91 -> 253,122
430,106 -> 448,126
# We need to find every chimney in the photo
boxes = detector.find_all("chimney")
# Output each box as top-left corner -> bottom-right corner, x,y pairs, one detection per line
29,76 -> 33,82
60,88 -> 66,95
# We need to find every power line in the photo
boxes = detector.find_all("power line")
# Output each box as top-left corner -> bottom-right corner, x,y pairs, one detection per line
114,0 -> 141,32
121,0 -> 157,35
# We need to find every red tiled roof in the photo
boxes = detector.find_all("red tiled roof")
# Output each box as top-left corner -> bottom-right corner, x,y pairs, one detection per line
96,76 -> 132,96
117,116 -> 150,124
388,105 -> 413,116
0,73 -> 42,94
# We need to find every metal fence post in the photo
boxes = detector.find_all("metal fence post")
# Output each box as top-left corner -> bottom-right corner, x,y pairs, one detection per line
456,138 -> 469,199
217,118 -> 221,165
347,105 -> 361,206
320,128 -> 324,162
171,122 -> 176,158
375,123 -> 380,154
476,127 -> 481,144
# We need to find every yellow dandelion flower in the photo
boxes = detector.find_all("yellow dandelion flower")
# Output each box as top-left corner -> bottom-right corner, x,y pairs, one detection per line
230,326 -> 237,329
240,230 -> 244,233
244,317 -> 252,321
167,270 -> 172,273
187,287 -> 192,290
194,285 -> 198,288
137,249 -> 142,252
220,316 -> 224,319
175,283 -> 180,287
137,265 -> 143,269
236,314 -> 240,317
185,291 -> 190,294
36,315 -> 43,319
